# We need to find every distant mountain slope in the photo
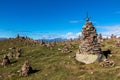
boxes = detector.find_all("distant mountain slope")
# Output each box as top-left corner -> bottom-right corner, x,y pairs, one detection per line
0,38 -> 7,40
37,38 -> 68,42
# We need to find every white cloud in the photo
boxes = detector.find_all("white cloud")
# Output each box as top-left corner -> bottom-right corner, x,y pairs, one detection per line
31,24 -> 120,39
97,25 -> 120,38
69,20 -> 83,23
32,24 -> 120,39
29,32 -> 82,39
62,32 -> 81,39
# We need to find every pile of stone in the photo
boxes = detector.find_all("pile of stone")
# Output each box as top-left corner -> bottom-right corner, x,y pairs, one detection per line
40,40 -> 46,46
1,55 -> 10,66
16,48 -> 22,59
78,35 -> 82,41
46,42 -> 56,50
68,43 -> 73,49
61,46 -> 69,53
116,39 -> 120,47
111,34 -> 116,41
79,21 -> 101,55
16,52 -> 21,59
75,16 -> 102,64
19,60 -> 33,76
69,38 -> 73,42
97,33 -> 103,44
7,52 -> 14,59
100,59 -> 114,67
61,45 -> 71,53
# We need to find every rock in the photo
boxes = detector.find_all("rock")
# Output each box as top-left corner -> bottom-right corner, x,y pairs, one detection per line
76,54 -> 103,64
90,71 -> 94,74
58,48 -> 61,51
45,74 -> 48,77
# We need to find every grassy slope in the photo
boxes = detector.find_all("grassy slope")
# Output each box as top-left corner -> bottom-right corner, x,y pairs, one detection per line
0,39 -> 120,80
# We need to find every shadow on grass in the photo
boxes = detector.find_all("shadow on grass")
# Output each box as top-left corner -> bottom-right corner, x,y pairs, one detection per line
32,69 -> 40,73
102,49 -> 111,58
10,60 -> 18,64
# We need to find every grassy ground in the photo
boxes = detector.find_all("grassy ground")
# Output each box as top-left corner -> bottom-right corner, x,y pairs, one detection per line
0,38 -> 120,80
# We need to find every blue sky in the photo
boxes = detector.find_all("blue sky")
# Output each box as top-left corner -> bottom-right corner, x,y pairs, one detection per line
0,0 -> 120,39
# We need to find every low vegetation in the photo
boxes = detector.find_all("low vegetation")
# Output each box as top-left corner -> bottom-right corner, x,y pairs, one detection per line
0,38 -> 120,80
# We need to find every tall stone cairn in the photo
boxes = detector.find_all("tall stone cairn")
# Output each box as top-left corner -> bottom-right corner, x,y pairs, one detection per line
80,21 -> 101,54
76,14 -> 102,64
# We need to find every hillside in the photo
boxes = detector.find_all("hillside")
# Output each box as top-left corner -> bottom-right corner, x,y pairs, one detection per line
0,38 -> 120,80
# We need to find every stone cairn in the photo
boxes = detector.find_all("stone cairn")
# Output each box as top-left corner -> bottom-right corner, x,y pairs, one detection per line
19,60 -> 33,76
61,43 -> 73,53
79,19 -> 101,54
1,55 -> 10,66
100,59 -> 114,67
7,52 -> 14,59
61,45 -> 70,53
111,34 -> 116,41
40,40 -> 46,46
116,40 -> 120,47
97,33 -> 103,44
75,14 -> 102,64
16,48 -> 22,59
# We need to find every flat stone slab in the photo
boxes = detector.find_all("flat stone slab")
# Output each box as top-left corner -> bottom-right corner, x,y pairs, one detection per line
75,53 -> 104,64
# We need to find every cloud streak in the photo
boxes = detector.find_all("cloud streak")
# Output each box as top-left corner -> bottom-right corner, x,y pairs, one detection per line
97,24 -> 120,38
69,20 -> 83,23
62,32 -> 81,39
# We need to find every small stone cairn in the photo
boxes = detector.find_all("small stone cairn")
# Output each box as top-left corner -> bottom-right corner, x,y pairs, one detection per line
111,34 -> 116,41
19,60 -> 33,76
1,55 -> 10,66
16,48 -> 22,59
100,59 -> 114,67
97,33 -> 103,44
61,45 -> 70,53
7,52 -> 14,59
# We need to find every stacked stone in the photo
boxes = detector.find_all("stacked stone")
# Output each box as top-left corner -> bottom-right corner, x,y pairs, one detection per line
111,34 -> 116,41
116,40 -> 120,47
1,55 -> 10,66
19,60 -> 33,76
16,48 -> 22,59
97,33 -> 103,44
7,52 -> 14,59
75,15 -> 103,64
61,46 -> 70,53
79,21 -> 101,55
40,40 -> 46,46
100,59 -> 114,67
16,52 -> 21,59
